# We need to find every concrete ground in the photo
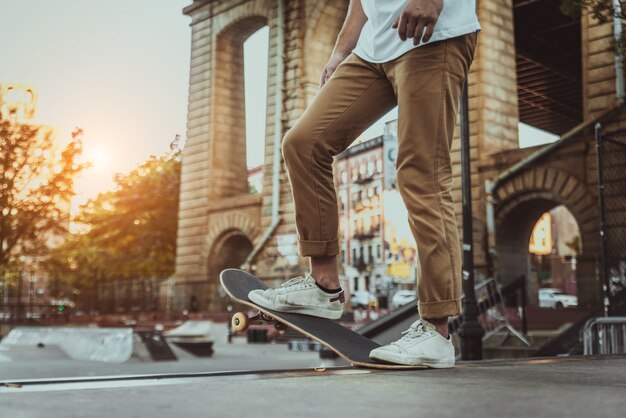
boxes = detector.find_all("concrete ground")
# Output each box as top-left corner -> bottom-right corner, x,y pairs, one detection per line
1,356 -> 625,418
0,323 -> 335,380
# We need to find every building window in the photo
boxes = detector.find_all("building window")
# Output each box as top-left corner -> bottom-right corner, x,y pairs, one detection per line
359,162 -> 366,177
377,244 -> 381,260
354,219 -> 363,235
368,245 -> 373,262
367,160 -> 375,176
341,170 -> 347,184
376,158 -> 383,173
341,250 -> 345,264
371,214 -> 380,232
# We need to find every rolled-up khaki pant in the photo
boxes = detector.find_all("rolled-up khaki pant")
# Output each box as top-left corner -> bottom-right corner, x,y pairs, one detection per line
281,33 -> 477,318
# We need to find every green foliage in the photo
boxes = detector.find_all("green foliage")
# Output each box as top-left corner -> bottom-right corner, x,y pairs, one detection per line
0,117 -> 85,280
47,149 -> 181,290
560,0 -> 625,21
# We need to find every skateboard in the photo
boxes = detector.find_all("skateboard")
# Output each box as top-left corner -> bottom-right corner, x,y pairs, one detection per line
220,268 -> 426,370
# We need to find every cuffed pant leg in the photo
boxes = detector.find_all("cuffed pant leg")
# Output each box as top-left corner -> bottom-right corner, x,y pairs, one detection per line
384,33 -> 477,318
282,54 -> 396,258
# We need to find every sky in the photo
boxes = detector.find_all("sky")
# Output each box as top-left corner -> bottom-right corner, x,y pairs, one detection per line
0,0 -> 192,212
0,0 -> 557,215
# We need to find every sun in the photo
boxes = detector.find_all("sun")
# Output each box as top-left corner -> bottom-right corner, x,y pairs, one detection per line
86,147 -> 111,169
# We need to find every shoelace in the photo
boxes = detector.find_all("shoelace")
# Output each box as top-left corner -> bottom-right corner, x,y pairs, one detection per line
281,276 -> 307,288
393,321 -> 433,345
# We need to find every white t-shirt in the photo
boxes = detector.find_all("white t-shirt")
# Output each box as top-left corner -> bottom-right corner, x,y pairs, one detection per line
353,0 -> 481,63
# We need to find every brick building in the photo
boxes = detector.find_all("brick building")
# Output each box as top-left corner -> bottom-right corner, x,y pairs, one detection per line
336,121 -> 419,300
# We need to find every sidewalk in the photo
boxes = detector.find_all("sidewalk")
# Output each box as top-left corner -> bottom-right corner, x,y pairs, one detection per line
2,356 -> 624,418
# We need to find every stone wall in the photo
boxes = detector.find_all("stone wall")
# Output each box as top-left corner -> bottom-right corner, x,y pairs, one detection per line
175,0 -> 626,311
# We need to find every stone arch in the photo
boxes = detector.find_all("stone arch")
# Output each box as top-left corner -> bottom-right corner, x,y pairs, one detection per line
211,14 -> 269,199
207,229 -> 254,277
494,167 -> 599,251
201,211 -> 259,310
205,211 -> 260,253
493,166 -> 601,305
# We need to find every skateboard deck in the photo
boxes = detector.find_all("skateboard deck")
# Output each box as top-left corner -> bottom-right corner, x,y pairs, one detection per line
220,268 -> 426,370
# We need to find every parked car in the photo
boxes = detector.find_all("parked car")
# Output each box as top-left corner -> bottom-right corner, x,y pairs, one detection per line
538,288 -> 578,309
350,290 -> 377,309
390,290 -> 417,310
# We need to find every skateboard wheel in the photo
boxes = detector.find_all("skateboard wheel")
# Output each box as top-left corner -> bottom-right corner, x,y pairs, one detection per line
274,321 -> 287,331
232,312 -> 250,332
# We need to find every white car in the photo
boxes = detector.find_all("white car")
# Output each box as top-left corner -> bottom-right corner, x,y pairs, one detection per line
538,288 -> 578,309
391,290 -> 417,310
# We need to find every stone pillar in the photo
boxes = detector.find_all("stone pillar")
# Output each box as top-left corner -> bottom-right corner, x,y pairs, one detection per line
454,0 -> 520,276
175,0 -> 276,310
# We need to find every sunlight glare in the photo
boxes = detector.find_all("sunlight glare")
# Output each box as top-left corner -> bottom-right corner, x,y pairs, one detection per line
86,147 -> 111,169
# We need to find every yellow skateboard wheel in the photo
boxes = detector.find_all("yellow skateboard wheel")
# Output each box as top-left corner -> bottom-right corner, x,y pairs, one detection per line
232,312 -> 250,332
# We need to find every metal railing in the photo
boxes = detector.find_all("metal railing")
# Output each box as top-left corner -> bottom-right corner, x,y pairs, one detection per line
582,316 -> 626,355
450,277 -> 531,346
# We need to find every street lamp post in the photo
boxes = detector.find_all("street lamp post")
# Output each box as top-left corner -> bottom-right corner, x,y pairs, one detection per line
595,122 -> 612,316
457,80 -> 485,360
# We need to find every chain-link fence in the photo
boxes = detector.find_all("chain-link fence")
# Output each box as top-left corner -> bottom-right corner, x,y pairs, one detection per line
1,275 -> 166,323
597,128 -> 626,306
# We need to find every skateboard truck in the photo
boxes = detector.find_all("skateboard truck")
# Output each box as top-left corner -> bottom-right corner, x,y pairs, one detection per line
232,311 -> 288,333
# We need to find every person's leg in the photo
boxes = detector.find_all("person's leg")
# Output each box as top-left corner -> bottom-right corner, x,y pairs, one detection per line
385,33 -> 477,335
248,54 -> 396,319
368,33 -> 477,367
282,54 -> 396,287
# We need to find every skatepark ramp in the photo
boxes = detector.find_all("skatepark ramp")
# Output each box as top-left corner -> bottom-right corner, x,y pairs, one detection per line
533,287 -> 626,356
356,298 -> 418,345
0,327 -> 175,363
358,279 -> 626,358
319,276 -> 532,358
356,277 -> 529,345
164,320 -> 214,357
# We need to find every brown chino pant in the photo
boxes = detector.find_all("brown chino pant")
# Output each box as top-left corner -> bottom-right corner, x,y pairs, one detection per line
281,33 -> 477,318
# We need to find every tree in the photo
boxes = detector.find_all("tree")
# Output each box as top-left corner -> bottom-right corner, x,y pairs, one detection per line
561,1 -> 625,22
48,148 -> 181,294
0,117 -> 85,281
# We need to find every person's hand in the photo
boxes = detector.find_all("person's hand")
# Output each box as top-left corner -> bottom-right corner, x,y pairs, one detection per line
392,0 -> 443,45
320,51 -> 350,88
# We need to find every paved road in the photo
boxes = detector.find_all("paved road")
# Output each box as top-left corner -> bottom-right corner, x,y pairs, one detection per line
1,356 -> 625,418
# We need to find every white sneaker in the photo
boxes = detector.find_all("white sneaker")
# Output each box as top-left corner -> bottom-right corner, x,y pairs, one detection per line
369,319 -> 455,368
248,274 -> 344,320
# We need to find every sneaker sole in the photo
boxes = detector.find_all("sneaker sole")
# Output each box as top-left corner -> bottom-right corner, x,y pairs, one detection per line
369,350 -> 455,368
248,292 -> 343,320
